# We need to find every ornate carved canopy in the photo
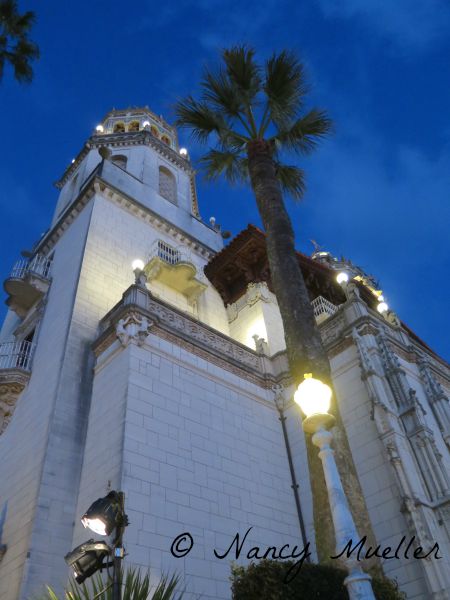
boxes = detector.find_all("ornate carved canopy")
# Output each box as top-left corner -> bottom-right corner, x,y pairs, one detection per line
204,225 -> 351,307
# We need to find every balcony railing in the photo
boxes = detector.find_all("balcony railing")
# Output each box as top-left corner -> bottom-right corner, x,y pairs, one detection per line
0,340 -> 35,371
311,295 -> 338,323
9,255 -> 52,281
148,240 -> 192,266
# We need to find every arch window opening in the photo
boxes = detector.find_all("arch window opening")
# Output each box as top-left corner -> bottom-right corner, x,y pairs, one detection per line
113,122 -> 125,133
159,166 -> 177,203
128,121 -> 139,132
111,154 -> 128,170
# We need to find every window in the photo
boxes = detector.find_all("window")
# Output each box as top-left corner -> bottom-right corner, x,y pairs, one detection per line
158,166 -> 176,203
113,122 -> 125,133
161,135 -> 171,146
111,154 -> 127,170
151,125 -> 159,138
128,121 -> 139,132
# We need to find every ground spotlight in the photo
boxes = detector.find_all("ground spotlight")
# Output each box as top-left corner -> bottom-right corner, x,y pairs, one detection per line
64,539 -> 111,584
81,491 -> 127,537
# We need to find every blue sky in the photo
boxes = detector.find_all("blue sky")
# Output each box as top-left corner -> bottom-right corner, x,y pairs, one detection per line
1,0 -> 449,361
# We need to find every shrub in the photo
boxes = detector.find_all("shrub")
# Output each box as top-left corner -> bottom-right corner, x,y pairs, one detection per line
231,559 -> 406,600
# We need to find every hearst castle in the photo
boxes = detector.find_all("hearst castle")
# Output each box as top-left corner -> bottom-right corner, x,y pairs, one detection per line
0,108 -> 449,599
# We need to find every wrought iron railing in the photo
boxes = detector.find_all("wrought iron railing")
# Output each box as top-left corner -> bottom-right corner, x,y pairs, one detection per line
148,240 -> 192,266
0,340 -> 35,371
9,255 -> 52,281
311,295 -> 338,320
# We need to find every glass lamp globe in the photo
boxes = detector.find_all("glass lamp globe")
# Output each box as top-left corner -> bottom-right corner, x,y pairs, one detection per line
132,259 -> 145,271
336,272 -> 349,285
179,147 -> 188,156
96,124 -> 104,133
294,375 -> 332,417
377,301 -> 389,314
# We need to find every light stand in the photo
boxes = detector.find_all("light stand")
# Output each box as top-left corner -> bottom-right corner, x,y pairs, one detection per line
295,375 -> 376,600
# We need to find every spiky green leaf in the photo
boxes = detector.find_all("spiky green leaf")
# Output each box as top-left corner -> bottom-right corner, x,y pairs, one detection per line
275,163 -> 306,200
272,109 -> 332,155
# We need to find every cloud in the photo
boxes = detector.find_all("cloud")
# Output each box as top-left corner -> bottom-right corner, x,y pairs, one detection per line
317,0 -> 450,52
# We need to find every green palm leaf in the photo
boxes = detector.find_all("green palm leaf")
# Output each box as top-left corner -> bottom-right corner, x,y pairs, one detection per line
275,163 -> 306,200
272,108 -> 332,155
263,50 -> 308,128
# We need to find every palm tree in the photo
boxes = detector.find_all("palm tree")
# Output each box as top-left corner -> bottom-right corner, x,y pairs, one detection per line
0,0 -> 39,84
175,46 -> 331,385
175,47 -> 380,567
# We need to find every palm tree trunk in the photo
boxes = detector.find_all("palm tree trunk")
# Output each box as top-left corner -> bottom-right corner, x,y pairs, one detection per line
247,140 -> 328,382
247,140 -> 381,572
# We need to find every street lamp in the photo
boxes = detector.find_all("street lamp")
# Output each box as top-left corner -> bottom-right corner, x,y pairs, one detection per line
65,491 -> 128,600
294,375 -> 376,600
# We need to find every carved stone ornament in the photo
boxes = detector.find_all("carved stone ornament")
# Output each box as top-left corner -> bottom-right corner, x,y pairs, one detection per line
116,313 -> 153,347
0,383 -> 23,434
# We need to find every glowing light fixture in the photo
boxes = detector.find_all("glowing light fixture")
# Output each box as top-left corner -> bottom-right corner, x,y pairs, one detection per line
179,147 -> 188,156
81,491 -> 125,537
377,301 -> 389,314
378,294 -> 385,302
142,120 -> 150,128
336,272 -> 349,285
71,158 -> 76,164
132,259 -> 145,271
294,374 -> 332,417
95,124 -> 104,133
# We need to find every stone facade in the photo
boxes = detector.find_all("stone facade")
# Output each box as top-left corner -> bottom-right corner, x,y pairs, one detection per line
0,107 -> 449,599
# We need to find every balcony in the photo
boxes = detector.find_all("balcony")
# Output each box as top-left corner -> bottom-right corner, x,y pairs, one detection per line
0,340 -> 35,434
144,240 -> 207,305
4,255 -> 52,318
311,295 -> 338,324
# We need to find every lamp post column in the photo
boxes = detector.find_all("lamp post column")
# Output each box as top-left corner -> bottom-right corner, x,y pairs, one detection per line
312,427 -> 376,600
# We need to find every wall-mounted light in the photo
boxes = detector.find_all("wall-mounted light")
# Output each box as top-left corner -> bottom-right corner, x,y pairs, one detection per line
96,125 -> 104,133
377,301 -> 389,314
132,259 -> 145,272
179,147 -> 188,157
142,120 -> 150,128
336,272 -> 349,285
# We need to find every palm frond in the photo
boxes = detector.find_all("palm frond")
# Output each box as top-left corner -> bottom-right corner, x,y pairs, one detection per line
275,163 -> 306,200
201,68 -> 244,119
272,108 -> 332,155
223,46 -> 261,104
200,149 -> 248,184
174,96 -> 228,143
263,51 -> 308,128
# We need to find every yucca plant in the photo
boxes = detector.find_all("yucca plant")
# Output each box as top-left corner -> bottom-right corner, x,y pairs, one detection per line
35,567 -> 185,600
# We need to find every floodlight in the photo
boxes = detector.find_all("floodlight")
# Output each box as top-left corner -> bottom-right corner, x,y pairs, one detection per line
64,539 -> 110,584
81,491 -> 125,537
142,120 -> 150,128
96,125 -> 104,133
179,147 -> 188,156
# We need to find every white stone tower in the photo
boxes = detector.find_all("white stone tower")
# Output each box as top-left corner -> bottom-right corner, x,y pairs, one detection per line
0,107 -> 449,600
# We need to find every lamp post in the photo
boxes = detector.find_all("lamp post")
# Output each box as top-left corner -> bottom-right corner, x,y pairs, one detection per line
294,375 -> 376,600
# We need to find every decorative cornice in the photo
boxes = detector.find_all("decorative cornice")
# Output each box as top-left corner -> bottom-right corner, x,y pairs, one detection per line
56,131 -> 193,189
94,286 -> 285,389
37,169 -> 216,260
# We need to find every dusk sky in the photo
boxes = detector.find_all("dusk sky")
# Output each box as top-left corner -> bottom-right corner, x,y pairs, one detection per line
1,0 -> 449,361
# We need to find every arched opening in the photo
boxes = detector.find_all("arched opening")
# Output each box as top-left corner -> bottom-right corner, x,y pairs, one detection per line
161,135 -> 171,146
113,122 -> 125,133
159,166 -> 177,203
111,154 -> 128,170
151,125 -> 159,138
128,121 -> 139,132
